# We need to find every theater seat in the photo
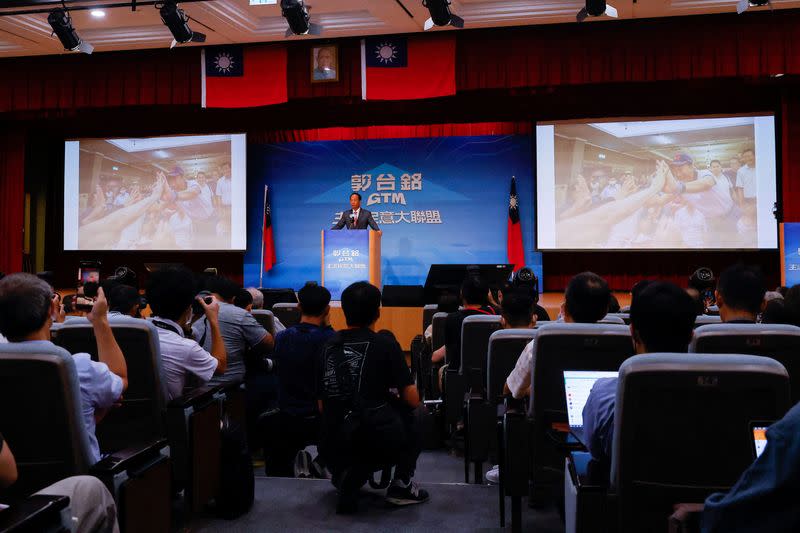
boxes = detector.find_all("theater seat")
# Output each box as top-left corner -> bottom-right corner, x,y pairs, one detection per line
271,303 -> 301,328
694,315 -> 722,327
52,318 -> 225,516
430,311 -> 448,351
599,315 -> 626,325
251,309 -> 276,336
422,304 -> 438,334
565,353 -> 791,533
691,323 -> 800,402
0,342 -> 171,533
0,494 -> 70,532
502,323 -> 634,530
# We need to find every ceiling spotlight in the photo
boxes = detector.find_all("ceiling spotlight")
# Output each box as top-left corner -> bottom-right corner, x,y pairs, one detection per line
90,9 -> 106,18
158,1 -> 206,48
47,8 -> 93,54
280,0 -> 322,37
576,0 -> 618,22
736,0 -> 770,14
422,0 -> 464,31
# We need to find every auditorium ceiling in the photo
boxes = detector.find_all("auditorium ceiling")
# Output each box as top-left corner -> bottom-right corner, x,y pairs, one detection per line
0,0 -> 798,58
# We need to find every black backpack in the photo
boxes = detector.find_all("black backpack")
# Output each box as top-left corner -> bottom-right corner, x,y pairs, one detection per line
216,414 -> 255,519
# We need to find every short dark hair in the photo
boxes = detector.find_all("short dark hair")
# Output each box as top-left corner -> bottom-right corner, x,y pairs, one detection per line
350,192 -> 362,201
146,267 -> 195,321
233,289 -> 253,310
461,275 -> 488,306
0,273 -> 53,341
108,284 -> 141,315
630,282 -> 696,353
782,285 -> 800,327
607,294 -> 621,314
565,272 -> 610,323
501,290 -> 535,328
710,160 -> 721,166
762,299 -> 791,325
436,292 -> 460,314
717,264 -> 766,316
205,276 -> 239,301
341,281 -> 381,327
298,284 -> 331,317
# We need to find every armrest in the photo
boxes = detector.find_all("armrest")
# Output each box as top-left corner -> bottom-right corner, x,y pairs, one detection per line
0,495 -> 69,532
444,370 -> 466,426
668,503 -> 705,533
503,395 -> 527,414
567,451 -> 609,490
91,438 -> 168,476
167,383 -> 224,409
502,408 -> 530,496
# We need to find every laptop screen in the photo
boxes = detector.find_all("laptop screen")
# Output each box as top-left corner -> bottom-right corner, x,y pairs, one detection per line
564,370 -> 619,428
752,426 -> 769,458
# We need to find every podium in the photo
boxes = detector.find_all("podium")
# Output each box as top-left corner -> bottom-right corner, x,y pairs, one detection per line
321,230 -> 381,299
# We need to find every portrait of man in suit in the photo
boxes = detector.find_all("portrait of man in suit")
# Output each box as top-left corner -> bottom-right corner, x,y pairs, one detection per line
312,45 -> 338,82
332,192 -> 381,231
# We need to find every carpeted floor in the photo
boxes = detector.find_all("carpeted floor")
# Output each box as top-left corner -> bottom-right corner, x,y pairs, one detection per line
191,449 -> 565,532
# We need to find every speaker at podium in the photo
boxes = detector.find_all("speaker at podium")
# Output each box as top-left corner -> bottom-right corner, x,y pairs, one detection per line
321,229 -> 381,300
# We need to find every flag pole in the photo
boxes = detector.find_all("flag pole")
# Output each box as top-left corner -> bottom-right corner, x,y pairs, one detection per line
259,185 -> 267,288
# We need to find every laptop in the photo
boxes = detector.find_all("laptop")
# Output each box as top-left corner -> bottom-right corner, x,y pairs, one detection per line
563,370 -> 619,446
750,421 -> 773,459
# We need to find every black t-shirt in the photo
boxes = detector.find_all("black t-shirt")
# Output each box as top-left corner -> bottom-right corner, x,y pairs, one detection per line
319,328 -> 412,417
534,304 -> 551,322
444,306 -> 496,371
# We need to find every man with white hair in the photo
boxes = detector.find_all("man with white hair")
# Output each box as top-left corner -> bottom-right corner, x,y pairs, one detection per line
246,287 -> 286,333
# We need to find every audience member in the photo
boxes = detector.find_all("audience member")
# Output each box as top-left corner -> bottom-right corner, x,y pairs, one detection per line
146,267 -> 227,400
781,285 -> 800,327
701,401 -> 800,532
607,294 -> 621,314
423,291 -> 459,343
246,286 -> 286,333
499,290 -> 537,329
0,274 -> 127,463
233,288 -> 254,311
318,282 -> 427,513
107,284 -> 142,318
686,287 -> 707,316
582,282 -> 696,465
761,298 -> 791,325
716,264 -> 766,323
192,276 -> 271,385
499,280 -> 551,322
776,285 -> 789,298
0,434 -> 120,532
505,272 -> 611,400
266,284 -> 335,477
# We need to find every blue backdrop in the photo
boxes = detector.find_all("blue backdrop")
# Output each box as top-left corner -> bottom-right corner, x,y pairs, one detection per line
783,223 -> 800,287
244,135 -> 541,293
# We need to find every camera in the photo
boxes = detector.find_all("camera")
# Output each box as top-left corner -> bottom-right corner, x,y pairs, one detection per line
107,266 -> 137,288
192,290 -> 214,315
689,267 -> 716,306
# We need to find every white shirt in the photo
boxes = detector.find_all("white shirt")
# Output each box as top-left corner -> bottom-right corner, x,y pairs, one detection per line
168,211 -> 194,250
199,183 -> 214,207
673,205 -> 707,248
684,170 -> 734,218
149,317 -> 218,400
0,333 -> 6,343
736,164 -> 757,199
506,339 -> 536,400
216,176 -> 232,206
178,180 -> 215,221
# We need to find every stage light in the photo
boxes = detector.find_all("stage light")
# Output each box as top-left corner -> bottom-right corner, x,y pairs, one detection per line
280,0 -> 321,36
576,0 -> 618,22
158,1 -> 206,48
90,9 -> 106,18
47,8 -> 94,54
422,0 -> 464,31
736,0 -> 770,14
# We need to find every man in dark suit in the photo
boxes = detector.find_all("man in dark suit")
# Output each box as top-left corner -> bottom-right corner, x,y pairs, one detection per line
332,193 -> 381,231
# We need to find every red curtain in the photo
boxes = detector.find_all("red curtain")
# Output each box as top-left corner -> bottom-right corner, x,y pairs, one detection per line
0,133 -> 25,274
782,90 -> 800,222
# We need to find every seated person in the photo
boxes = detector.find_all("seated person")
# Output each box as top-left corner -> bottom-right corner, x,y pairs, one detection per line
423,292 -> 459,344
582,282 -> 696,466
265,283 -> 335,477
496,279 -> 551,322
701,401 -> 800,532
0,274 -> 127,464
246,287 -> 286,333
0,433 -> 120,533
432,275 -> 496,369
505,272 -> 611,399
145,267 -> 227,400
318,282 -> 428,513
716,264 -> 766,323
107,284 -> 142,319
192,276 -> 272,385
233,288 -> 253,311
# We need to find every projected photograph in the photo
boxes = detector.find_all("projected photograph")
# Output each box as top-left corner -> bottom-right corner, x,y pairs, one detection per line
536,115 -> 777,250
64,134 -> 246,251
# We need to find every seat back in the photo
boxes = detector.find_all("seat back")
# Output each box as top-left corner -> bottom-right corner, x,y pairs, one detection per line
528,323 -> 634,424
694,315 -> 722,327
599,315 -> 626,325
459,315 -> 503,392
251,309 -> 276,335
272,303 -> 301,328
486,329 -> 536,402
431,312 -> 448,351
422,304 -> 438,334
691,323 -> 800,402
0,343 -> 92,496
52,318 -> 167,453
611,353 -> 791,529
606,312 -> 630,325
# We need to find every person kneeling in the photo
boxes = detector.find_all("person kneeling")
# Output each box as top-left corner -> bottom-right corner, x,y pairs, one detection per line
318,282 -> 429,514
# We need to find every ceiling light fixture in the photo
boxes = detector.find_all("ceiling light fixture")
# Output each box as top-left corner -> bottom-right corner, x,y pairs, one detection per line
422,0 -> 464,30
90,9 -> 106,18
158,1 -> 206,48
47,6 -> 94,54
280,0 -> 322,36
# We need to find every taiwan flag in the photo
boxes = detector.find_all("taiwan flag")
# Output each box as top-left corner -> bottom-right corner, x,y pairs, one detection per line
262,185 -> 276,272
202,44 -> 287,108
507,177 -> 525,272
360,34 -> 456,100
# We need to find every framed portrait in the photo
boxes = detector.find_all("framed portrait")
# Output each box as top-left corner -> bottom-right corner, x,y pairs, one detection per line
311,44 -> 339,83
